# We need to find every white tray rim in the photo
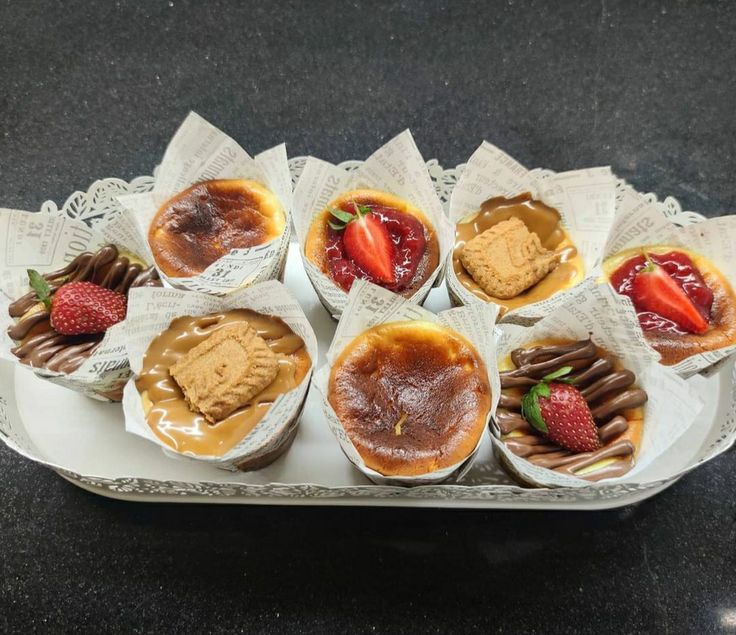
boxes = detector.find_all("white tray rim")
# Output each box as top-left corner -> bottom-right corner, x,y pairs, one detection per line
2,157 -> 734,509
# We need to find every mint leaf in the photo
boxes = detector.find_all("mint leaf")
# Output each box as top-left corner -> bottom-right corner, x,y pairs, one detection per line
521,385 -> 547,433
27,269 -> 52,310
541,366 -> 573,382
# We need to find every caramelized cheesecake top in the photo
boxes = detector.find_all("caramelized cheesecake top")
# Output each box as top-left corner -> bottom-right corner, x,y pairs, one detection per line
328,320 -> 491,476
149,179 -> 286,278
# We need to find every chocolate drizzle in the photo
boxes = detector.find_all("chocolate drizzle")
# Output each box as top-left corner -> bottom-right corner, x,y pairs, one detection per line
497,338 -> 648,482
7,245 -> 161,374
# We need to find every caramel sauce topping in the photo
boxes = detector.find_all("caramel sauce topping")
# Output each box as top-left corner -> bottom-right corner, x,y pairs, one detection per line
453,193 -> 584,316
135,309 -> 311,457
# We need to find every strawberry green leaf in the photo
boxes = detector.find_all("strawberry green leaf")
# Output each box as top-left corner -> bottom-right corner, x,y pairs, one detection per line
638,251 -> 659,274
536,382 -> 550,398
541,366 -> 573,382
27,269 -> 52,310
328,208 -> 354,225
521,386 -> 547,434
328,221 -> 346,231
357,204 -> 372,216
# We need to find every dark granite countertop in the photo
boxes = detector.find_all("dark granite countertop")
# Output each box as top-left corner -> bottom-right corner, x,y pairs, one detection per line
1,1 -> 735,633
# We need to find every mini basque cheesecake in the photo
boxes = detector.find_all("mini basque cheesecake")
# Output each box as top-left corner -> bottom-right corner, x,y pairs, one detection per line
305,189 -> 440,296
7,244 -> 160,380
452,193 -> 584,315
148,179 -> 286,278
328,321 -> 491,477
496,338 -> 648,482
603,246 -> 736,366
135,309 -> 311,465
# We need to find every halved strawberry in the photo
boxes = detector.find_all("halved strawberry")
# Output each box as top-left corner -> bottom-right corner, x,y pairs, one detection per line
328,203 -> 395,284
631,256 -> 709,334
521,366 -> 601,453
28,270 -> 127,336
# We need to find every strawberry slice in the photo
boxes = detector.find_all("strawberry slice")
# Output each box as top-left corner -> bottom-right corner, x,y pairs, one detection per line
631,256 -> 709,334
329,203 -> 396,284
521,366 -> 601,453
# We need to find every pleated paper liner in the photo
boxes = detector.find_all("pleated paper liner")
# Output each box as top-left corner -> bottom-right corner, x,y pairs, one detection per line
491,279 -> 702,488
0,209 -> 159,401
445,141 -> 617,323
116,112 -> 293,297
121,280 -> 317,471
313,279 -> 498,486
292,130 -> 453,319
601,186 -> 736,378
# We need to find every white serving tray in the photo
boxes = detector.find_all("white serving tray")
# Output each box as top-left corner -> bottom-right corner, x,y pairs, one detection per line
1,159 -> 734,509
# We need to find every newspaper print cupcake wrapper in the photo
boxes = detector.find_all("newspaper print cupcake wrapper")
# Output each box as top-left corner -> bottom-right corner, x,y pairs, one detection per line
121,280 -> 317,471
116,112 -> 292,296
0,208 -> 158,400
292,129 -> 453,319
602,188 -> 736,378
313,278 -> 499,486
446,141 -> 617,322
491,278 -> 703,488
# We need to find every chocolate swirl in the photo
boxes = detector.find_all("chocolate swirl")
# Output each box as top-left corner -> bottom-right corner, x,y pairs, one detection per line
498,338 -> 648,482
7,245 -> 161,374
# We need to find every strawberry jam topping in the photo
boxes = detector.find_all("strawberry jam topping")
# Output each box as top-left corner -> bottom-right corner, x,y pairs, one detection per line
326,205 -> 427,292
610,250 -> 713,334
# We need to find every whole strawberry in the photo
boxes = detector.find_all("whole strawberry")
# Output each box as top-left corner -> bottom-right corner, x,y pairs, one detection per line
28,269 -> 127,336
521,366 -> 601,453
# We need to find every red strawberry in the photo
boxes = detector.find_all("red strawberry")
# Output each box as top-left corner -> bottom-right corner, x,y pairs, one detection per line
521,366 -> 601,453
631,255 -> 709,334
329,203 -> 395,284
28,270 -> 127,336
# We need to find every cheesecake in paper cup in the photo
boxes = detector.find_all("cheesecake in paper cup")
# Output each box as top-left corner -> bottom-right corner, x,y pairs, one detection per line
446,141 -> 617,323
122,280 -> 316,471
116,112 -> 293,296
293,129 -> 453,319
0,208 -> 161,401
601,188 -> 736,378
313,279 -> 498,486
491,278 -> 702,488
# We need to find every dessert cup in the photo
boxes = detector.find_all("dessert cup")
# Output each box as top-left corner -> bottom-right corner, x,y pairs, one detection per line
491,279 -> 702,487
313,278 -> 498,486
122,280 -> 317,471
601,189 -> 736,377
0,208 -> 161,401
116,112 -> 292,296
446,141 -> 616,322
498,338 -> 647,483
292,130 -> 452,319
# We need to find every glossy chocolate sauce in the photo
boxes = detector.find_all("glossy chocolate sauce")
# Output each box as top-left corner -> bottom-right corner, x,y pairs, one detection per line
148,179 -> 285,278
7,245 -> 160,374
135,309 -> 311,457
497,338 -> 647,482
453,193 -> 584,314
